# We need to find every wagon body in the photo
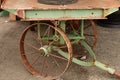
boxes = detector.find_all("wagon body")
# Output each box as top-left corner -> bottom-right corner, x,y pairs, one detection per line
1,0 -> 120,20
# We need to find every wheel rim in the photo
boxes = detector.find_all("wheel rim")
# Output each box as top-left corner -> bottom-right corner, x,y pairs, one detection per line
20,22 -> 73,79
84,20 -> 97,48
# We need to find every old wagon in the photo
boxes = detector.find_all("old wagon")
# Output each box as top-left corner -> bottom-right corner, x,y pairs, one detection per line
1,0 -> 120,79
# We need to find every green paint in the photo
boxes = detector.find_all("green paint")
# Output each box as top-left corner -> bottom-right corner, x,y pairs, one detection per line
3,9 -> 17,15
94,61 -> 115,74
54,46 -> 116,74
107,8 -> 119,16
0,11 -> 9,16
25,9 -> 105,19
68,35 -> 85,40
81,20 -> 84,37
42,35 -> 84,41
60,21 -> 66,31
59,21 -> 66,44
54,47 -> 93,66
1,7 -> 118,20
80,40 -> 96,60
37,23 -> 41,40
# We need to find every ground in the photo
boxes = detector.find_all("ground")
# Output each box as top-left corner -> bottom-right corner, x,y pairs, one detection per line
0,17 -> 120,80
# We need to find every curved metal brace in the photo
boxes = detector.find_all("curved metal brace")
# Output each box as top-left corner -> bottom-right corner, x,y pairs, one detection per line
53,39 -> 96,67
80,40 -> 96,60
53,46 -> 93,67
54,40 -> 120,78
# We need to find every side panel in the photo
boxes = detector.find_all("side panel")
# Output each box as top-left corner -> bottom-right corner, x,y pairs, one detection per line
2,8 -> 119,20
25,9 -> 104,20
24,8 -> 118,20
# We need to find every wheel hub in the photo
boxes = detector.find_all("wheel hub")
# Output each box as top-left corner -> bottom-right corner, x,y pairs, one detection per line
39,45 -> 52,57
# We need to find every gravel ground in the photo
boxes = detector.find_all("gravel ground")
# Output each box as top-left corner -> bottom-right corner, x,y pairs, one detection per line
0,17 -> 120,80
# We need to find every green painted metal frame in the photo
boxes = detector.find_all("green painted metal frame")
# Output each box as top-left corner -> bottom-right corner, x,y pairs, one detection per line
3,8 -> 119,20
37,20 -> 85,44
37,20 -> 116,75
24,8 -> 117,20
25,9 -> 106,19
0,10 -> 9,16
55,47 -> 115,74
56,20 -> 115,74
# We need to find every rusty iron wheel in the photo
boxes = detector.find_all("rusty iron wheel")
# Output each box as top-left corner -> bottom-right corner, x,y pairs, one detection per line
20,22 -> 73,79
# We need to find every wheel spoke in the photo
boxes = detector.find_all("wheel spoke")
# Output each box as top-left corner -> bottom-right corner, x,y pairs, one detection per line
42,27 -> 50,38
41,57 -> 51,77
51,56 -> 63,72
58,45 -> 67,49
41,57 -> 46,76
45,58 -> 52,76
84,40 -> 93,47
84,33 -> 95,37
84,24 -> 91,29
53,45 -> 67,49
24,41 -> 39,51
22,51 -> 37,55
48,40 -> 55,47
49,54 -> 67,61
29,30 -> 39,42
29,30 -> 44,47
31,55 -> 41,65
47,27 -> 51,42
51,56 -> 60,68
41,27 -> 51,45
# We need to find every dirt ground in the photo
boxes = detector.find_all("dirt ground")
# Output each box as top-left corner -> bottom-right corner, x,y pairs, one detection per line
0,17 -> 120,80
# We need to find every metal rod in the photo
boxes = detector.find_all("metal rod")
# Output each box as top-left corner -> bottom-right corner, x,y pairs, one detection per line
53,46 -> 93,67
80,40 -> 96,60
81,20 -> 84,37
37,23 -> 41,40
53,45 -> 120,77
59,21 -> 66,44
94,61 -> 115,74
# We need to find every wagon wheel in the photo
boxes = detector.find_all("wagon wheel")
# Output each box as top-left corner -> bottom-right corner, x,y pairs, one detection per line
20,22 -> 73,79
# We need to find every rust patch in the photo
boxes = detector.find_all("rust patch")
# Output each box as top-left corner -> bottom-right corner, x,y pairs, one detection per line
114,71 -> 120,77
2,0 -> 120,10
17,10 -> 25,18
21,16 -> 106,21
